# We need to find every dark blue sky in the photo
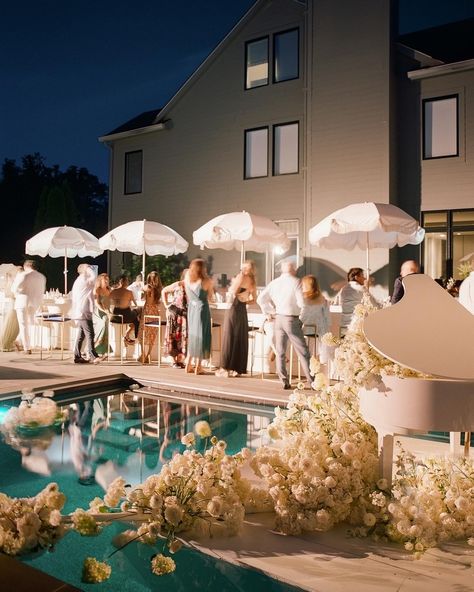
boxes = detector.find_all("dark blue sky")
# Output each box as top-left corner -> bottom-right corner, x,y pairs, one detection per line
2,0 -> 474,183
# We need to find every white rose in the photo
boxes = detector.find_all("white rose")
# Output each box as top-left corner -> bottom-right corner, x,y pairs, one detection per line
164,505 -> 184,526
181,432 -> 195,447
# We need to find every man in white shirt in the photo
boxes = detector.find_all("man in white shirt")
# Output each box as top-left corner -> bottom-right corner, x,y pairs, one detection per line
459,271 -> 474,314
11,260 -> 46,354
257,261 -> 314,390
71,264 -> 99,363
128,273 -> 144,302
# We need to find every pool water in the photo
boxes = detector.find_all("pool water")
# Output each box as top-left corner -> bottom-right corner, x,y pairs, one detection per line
0,388 -> 300,592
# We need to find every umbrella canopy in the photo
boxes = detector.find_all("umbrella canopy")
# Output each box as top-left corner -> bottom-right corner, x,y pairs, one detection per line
193,211 -> 290,264
25,226 -> 103,294
308,202 -> 425,278
99,219 -> 188,277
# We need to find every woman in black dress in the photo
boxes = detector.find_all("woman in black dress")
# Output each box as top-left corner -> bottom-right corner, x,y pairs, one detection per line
216,260 -> 257,377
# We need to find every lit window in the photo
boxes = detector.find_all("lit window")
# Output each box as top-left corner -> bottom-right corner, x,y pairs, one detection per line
273,123 -> 299,175
274,29 -> 299,83
244,128 -> 268,179
124,150 -> 143,194
423,96 -> 458,159
245,38 -> 268,89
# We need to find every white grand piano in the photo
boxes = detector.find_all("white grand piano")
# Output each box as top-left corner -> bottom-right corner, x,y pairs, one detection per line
359,274 -> 474,484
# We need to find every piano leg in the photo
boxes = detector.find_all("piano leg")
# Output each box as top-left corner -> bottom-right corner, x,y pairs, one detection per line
378,432 -> 395,487
449,432 -> 461,456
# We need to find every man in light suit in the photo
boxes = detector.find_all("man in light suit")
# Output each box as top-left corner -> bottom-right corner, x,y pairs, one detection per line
11,260 -> 46,354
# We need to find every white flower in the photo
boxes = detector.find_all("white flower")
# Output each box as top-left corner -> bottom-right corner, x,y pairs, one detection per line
363,513 -> 376,527
169,538 -> 183,553
376,478 -> 388,491
194,420 -> 212,438
206,497 -> 223,518
164,505 -> 184,526
151,554 -> 175,576
181,432 -> 195,447
340,441 -> 356,457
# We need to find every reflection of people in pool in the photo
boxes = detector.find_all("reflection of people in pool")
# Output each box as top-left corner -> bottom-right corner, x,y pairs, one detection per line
159,402 -> 185,463
69,400 -> 106,485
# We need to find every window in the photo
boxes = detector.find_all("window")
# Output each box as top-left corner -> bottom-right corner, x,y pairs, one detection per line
244,128 -> 268,178
124,150 -> 143,194
273,122 -> 299,175
423,96 -> 458,159
245,37 -> 268,89
274,29 -> 299,83
422,209 -> 474,280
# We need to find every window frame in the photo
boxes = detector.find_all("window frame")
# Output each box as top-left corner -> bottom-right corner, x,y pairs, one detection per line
272,27 -> 300,85
272,121 -> 300,176
124,150 -> 143,195
244,126 -> 269,180
244,36 -> 269,91
422,94 -> 459,160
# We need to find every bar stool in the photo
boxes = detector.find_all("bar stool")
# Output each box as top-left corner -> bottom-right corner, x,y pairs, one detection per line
142,314 -> 162,366
38,312 -> 72,360
248,320 -> 267,378
108,313 -> 125,365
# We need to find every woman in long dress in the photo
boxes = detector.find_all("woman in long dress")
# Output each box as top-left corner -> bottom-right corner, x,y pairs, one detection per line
184,259 -> 214,375
162,270 -> 188,368
138,271 -> 162,364
216,260 -> 257,378
93,273 -> 111,357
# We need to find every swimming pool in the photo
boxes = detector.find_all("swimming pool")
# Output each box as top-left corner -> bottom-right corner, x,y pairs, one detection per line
0,385 -> 300,591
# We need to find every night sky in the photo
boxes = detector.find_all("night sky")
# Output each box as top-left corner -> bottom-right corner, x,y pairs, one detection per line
2,0 -> 474,183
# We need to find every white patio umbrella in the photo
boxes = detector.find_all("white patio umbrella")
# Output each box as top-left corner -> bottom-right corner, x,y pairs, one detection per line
308,202 -> 425,279
99,219 -> 188,278
25,226 -> 103,294
192,211 -> 290,265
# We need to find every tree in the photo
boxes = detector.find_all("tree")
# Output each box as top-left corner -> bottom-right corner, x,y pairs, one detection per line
0,154 -> 108,286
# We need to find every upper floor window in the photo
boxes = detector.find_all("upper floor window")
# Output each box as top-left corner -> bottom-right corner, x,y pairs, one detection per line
124,150 -> 143,194
245,37 -> 269,89
423,95 -> 458,159
273,122 -> 299,175
274,29 -> 299,83
244,127 -> 268,178
245,28 -> 299,90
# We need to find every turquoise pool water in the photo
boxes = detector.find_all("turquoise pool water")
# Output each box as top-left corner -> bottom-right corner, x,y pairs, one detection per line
0,387 -> 299,592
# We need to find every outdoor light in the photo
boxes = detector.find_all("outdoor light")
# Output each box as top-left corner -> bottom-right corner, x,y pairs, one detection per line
274,246 -> 286,255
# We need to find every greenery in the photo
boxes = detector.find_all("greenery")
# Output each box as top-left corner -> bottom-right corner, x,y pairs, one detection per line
0,153 -> 108,289
123,253 -> 190,286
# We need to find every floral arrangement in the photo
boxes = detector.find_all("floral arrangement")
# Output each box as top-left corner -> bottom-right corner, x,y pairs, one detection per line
251,382 -> 380,535
0,483 -> 66,556
332,292 -> 426,389
68,420 -> 270,577
379,446 -> 474,557
458,261 -> 472,280
2,390 -> 66,434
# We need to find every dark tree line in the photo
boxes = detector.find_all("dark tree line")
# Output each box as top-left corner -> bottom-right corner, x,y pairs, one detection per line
0,153 -> 108,289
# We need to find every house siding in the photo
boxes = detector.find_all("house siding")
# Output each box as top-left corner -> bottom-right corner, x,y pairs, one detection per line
106,0 -> 401,292
419,70 -> 474,212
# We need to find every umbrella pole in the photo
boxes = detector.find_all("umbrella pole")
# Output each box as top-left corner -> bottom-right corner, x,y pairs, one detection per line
365,232 -> 370,289
64,248 -> 68,295
241,242 -> 245,268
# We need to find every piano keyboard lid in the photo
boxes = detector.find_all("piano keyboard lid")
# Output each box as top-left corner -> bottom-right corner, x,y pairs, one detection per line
363,274 -> 474,380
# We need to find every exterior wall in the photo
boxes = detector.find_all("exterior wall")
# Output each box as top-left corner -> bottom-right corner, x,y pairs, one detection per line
307,0 -> 394,290
419,69 -> 474,212
108,0 -> 306,282
107,0 -> 396,295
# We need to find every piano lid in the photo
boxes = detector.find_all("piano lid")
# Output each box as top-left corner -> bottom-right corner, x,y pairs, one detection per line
363,274 -> 474,380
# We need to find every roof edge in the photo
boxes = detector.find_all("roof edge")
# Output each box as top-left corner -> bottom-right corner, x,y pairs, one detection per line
408,57 -> 474,80
98,122 -> 168,143
153,0 -> 267,124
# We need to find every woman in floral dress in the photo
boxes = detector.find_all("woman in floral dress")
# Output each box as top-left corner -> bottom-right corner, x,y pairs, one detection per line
138,271 -> 162,363
162,270 -> 188,368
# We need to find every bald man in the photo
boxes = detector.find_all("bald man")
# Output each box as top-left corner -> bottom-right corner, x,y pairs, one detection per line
391,260 -> 420,305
